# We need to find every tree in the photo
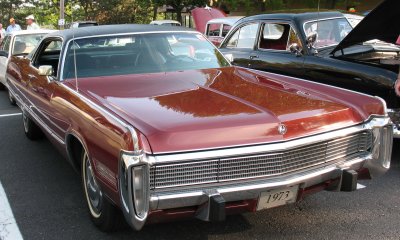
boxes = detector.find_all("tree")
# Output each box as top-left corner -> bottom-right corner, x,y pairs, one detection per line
165,0 -> 207,23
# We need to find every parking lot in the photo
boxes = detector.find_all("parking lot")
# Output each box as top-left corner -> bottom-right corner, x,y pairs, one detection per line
0,90 -> 399,240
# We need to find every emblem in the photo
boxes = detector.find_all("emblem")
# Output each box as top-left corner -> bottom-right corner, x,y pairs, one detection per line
278,124 -> 287,135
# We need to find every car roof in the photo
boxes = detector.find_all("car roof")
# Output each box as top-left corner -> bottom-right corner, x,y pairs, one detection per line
206,17 -> 244,26
236,11 -> 344,24
9,29 -> 55,37
47,24 -> 193,42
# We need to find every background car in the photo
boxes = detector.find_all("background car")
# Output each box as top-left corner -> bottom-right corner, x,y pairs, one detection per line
149,20 -> 181,26
0,29 -> 54,104
219,0 -> 400,138
69,21 -> 99,29
205,16 -> 243,46
6,24 -> 393,232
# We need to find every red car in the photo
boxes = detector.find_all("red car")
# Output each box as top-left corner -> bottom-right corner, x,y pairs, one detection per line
6,25 -> 393,232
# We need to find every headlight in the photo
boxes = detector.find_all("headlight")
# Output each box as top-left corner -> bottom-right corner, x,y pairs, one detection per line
372,125 -> 393,169
132,165 -> 148,218
119,150 -> 150,230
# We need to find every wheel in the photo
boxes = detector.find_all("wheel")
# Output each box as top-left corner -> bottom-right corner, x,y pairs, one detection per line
22,111 -> 42,140
8,89 -> 16,106
82,150 -> 119,232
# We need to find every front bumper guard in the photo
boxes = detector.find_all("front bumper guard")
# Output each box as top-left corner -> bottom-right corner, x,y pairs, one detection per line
119,117 -> 393,231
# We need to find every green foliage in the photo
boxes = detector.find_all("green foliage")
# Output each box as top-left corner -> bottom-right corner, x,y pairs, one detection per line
0,0 -> 366,28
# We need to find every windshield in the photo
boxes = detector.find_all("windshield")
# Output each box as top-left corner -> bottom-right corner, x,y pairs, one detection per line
13,34 -> 47,55
304,18 -> 352,48
63,32 -> 229,79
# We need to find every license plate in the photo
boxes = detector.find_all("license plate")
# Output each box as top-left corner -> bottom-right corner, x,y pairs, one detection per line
257,185 -> 299,210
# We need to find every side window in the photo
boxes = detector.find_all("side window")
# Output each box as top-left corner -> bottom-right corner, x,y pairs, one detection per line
0,36 -> 11,53
225,23 -> 259,49
221,24 -> 232,37
34,39 -> 63,77
207,24 -> 221,37
259,23 -> 292,51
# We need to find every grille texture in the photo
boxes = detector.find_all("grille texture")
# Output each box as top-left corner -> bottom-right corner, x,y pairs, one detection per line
150,131 -> 372,189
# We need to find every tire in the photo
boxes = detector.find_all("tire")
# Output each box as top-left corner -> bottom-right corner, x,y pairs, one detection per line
22,111 -> 43,140
81,150 -> 119,232
0,83 -> 4,90
8,89 -> 16,106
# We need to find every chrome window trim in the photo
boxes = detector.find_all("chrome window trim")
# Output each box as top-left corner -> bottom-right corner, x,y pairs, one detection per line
149,116 -> 390,163
59,30 -> 231,81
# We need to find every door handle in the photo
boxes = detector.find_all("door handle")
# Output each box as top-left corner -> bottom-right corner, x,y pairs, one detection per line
250,55 -> 259,60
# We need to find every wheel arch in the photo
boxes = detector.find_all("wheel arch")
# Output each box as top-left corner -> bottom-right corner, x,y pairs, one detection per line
65,131 -> 89,174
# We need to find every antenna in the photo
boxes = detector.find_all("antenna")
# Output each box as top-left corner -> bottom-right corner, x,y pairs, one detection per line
316,0 -> 320,38
71,4 -> 79,92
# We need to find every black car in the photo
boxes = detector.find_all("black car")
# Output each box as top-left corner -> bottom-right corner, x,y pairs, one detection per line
219,0 -> 400,138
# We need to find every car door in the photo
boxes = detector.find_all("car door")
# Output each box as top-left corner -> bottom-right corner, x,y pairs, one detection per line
0,35 -> 11,84
26,38 -> 63,137
249,21 -> 306,78
219,22 -> 260,68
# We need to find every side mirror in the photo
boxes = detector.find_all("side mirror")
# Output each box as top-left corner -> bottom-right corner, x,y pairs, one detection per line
224,53 -> 234,62
289,43 -> 303,57
0,50 -> 8,58
306,32 -> 318,55
306,32 -> 317,47
38,65 -> 54,76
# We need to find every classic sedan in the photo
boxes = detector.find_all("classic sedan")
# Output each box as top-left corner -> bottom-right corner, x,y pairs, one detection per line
0,29 -> 54,104
6,25 -> 393,232
219,0 -> 400,138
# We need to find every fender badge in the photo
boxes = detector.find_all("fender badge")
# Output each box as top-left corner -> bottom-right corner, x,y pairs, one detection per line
278,124 -> 287,135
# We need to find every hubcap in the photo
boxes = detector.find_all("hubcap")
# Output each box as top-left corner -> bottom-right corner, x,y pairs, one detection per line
84,153 -> 102,217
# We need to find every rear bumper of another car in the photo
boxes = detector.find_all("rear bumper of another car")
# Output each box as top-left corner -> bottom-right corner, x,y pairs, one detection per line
119,116 -> 393,231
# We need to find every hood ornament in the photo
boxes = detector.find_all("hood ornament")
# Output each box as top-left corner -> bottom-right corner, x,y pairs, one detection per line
278,124 -> 287,135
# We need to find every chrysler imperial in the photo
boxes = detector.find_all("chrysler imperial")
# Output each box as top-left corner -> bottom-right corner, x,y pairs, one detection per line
6,25 -> 393,231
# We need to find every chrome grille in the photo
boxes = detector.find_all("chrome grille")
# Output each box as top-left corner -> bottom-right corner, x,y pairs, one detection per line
150,131 -> 372,189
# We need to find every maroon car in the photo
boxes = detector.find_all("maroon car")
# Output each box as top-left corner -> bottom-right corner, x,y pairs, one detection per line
6,25 -> 393,232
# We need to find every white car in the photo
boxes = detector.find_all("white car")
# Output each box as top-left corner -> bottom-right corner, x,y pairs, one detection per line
149,20 -> 181,26
0,29 -> 54,104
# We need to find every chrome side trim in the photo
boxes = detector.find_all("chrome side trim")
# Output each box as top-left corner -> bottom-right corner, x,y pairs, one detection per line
8,82 -> 65,145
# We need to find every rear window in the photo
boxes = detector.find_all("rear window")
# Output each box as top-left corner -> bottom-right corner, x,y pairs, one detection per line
62,32 -> 230,79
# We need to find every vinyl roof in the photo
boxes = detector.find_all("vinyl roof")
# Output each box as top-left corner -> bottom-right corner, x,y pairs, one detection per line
47,24 -> 194,41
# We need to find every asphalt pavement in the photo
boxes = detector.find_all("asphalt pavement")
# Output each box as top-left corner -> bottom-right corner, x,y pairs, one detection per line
0,89 -> 399,240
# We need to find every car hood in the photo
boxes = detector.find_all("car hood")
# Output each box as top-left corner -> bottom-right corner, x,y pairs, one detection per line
65,67 -> 383,153
332,0 -> 400,54
191,7 -> 226,33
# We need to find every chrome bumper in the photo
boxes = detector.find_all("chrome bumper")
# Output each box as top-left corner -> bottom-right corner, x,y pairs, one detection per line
119,117 -> 393,231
